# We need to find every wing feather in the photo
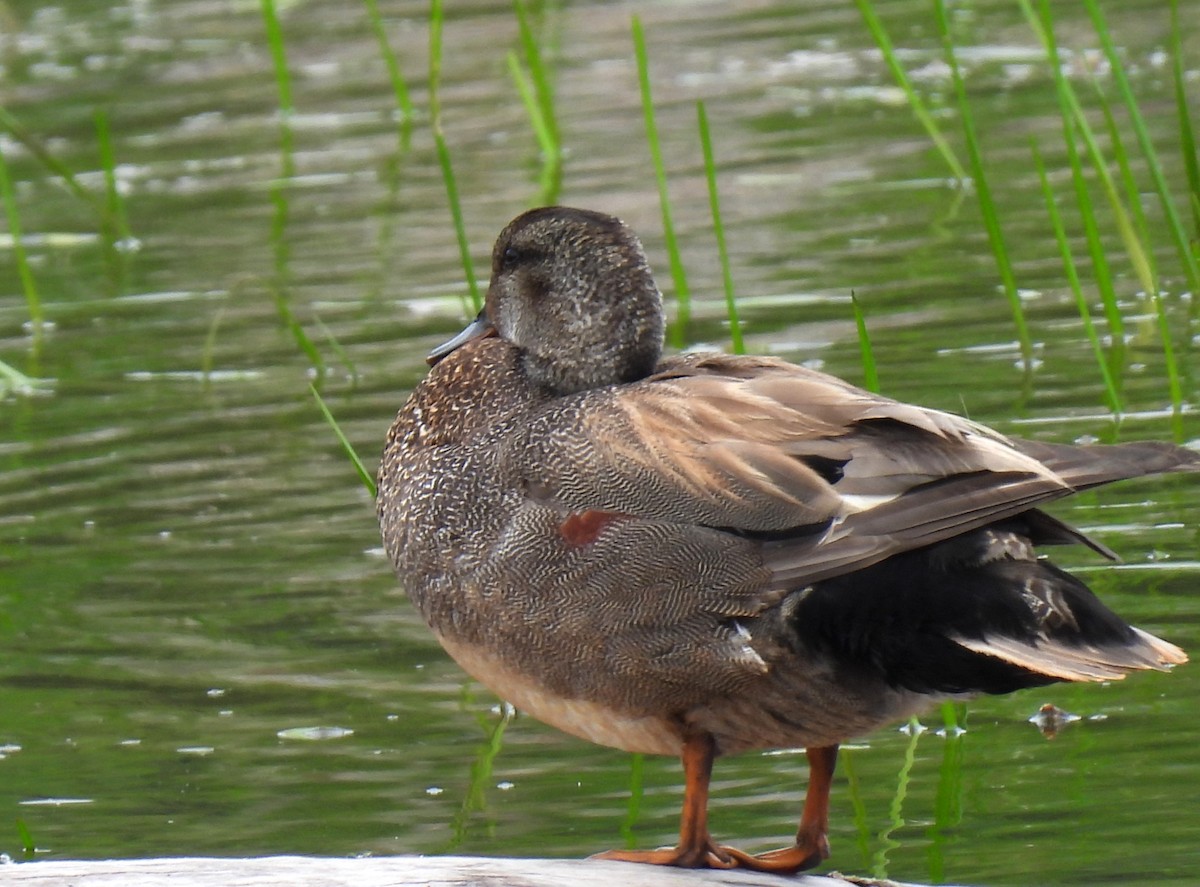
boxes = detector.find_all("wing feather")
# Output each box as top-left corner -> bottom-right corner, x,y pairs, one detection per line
521,352 -> 1198,587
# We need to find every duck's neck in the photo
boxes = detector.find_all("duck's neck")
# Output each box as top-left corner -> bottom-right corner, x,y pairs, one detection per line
520,336 -> 661,396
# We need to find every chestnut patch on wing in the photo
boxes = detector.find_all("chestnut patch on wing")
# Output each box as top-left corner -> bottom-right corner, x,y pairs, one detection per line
560,509 -> 631,546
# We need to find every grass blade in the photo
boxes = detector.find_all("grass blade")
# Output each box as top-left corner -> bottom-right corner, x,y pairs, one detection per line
513,0 -> 560,151
511,0 -> 562,205
507,51 -> 561,205
94,108 -> 132,243
95,107 -> 134,294
201,305 -> 225,384
1170,0 -> 1200,242
696,101 -> 742,354
430,0 -> 481,313
17,818 -> 35,857
618,753 -> 646,849
632,16 -> 690,348
259,0 -> 321,373
314,314 -> 360,384
850,293 -> 879,393
310,383 -> 376,497
1025,0 -> 1124,344
363,0 -> 414,147
854,0 -> 967,184
933,0 -> 1031,369
1032,138 -> 1122,416
506,53 -> 551,154
259,0 -> 293,115
1039,0 -> 1180,418
1083,0 -> 1200,295
0,141 -> 43,336
1092,79 -> 1157,297
0,107 -> 108,222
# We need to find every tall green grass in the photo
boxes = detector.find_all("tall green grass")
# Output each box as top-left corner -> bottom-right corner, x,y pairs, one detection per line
862,0 -> 1195,421
851,293 -> 878,393
853,0 -> 966,184
932,0 -> 1032,371
0,141 -> 43,338
1083,0 -> 1199,295
363,0 -> 414,146
0,107 -> 114,226
1032,139 -> 1122,415
1172,0 -> 1200,243
632,16 -> 690,348
430,0 -> 481,313
94,107 -> 133,294
511,0 -> 562,205
259,0 -> 324,375
697,101 -> 742,354
310,384 -> 376,496
94,109 -> 130,244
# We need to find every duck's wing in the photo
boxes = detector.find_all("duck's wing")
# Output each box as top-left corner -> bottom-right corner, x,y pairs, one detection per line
523,353 -> 1198,588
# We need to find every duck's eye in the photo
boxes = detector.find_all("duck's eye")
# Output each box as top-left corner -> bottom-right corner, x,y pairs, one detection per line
501,245 -> 521,268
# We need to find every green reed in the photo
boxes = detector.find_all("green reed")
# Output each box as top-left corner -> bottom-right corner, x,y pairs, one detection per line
1174,0 -> 1200,242
94,106 -> 134,294
0,107 -> 108,223
697,101 -> 742,355
927,714 -> 966,883
862,0 -> 1193,417
851,293 -> 879,393
430,0 -> 481,313
1032,0 -> 1184,420
853,0 -> 966,184
363,0 -> 414,145
932,0 -> 1032,371
260,0 -> 293,115
1084,0 -> 1199,295
840,749 -> 874,871
94,108 -> 130,243
446,699 -> 513,851
0,142 -> 42,336
1022,0 -> 1125,351
507,53 -> 561,206
310,383 -> 376,497
259,0 -> 324,375
632,16 -> 690,348
1097,87 -> 1158,291
870,718 -> 923,879
618,753 -> 647,849
16,818 -> 35,858
1090,80 -> 1182,426
1032,140 -> 1122,416
201,305 -> 225,385
511,0 -> 562,205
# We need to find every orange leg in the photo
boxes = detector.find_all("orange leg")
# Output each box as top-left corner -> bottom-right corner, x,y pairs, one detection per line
726,744 -> 839,873
592,732 -> 736,868
592,738 -> 838,874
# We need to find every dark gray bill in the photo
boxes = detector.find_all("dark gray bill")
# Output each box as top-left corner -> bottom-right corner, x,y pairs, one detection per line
427,309 -> 496,366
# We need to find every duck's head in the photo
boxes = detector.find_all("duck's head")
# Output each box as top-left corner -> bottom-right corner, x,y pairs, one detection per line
429,206 -> 665,396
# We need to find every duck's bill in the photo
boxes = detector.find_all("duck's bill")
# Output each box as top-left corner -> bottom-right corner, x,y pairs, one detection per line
427,309 -> 497,366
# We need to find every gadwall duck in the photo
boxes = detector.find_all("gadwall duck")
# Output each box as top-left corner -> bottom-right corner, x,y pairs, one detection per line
377,206 -> 1193,873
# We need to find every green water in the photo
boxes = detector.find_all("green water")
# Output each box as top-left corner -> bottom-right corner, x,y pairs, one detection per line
2,1 -> 1199,883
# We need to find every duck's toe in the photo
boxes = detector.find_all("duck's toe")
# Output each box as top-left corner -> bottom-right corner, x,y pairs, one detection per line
590,840 -> 737,869
719,837 -> 828,874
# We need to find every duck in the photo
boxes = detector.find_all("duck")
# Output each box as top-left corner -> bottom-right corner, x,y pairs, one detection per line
377,205 -> 1194,873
